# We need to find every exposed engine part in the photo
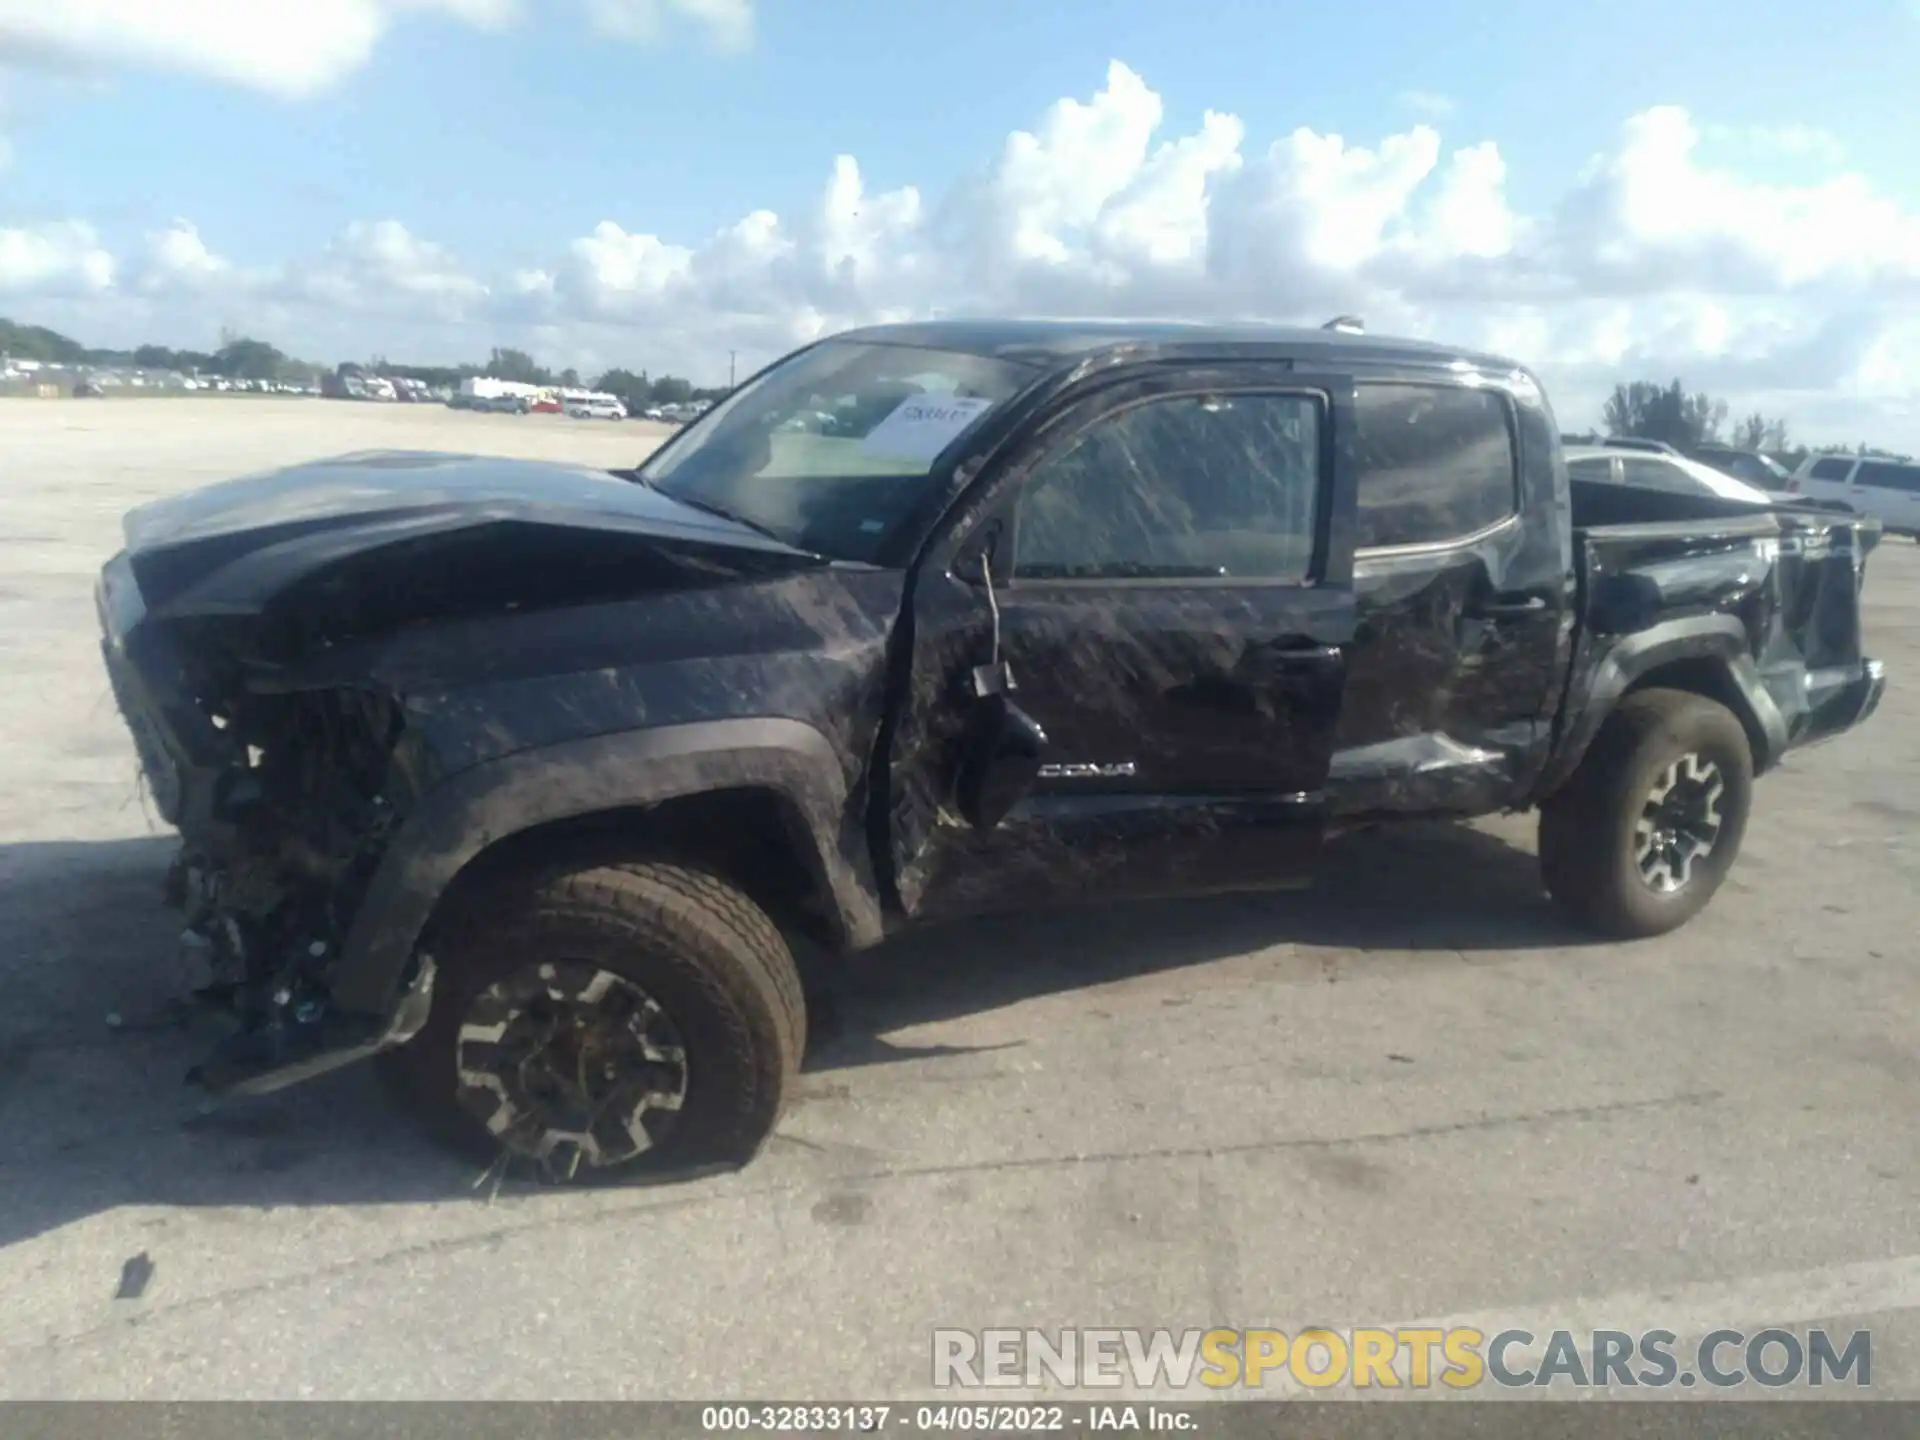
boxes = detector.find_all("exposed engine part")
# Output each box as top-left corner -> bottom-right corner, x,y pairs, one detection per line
146,684 -> 415,1093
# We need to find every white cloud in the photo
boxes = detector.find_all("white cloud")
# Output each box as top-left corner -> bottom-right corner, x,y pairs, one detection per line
0,0 -> 752,99
1399,90 -> 1456,119
1541,107 -> 1920,296
562,221 -> 696,315
1708,121 -> 1847,169
287,220 -> 489,318
12,61 -> 1920,449
134,219 -> 232,294
0,1 -> 485,98
0,221 -> 113,296
582,0 -> 753,51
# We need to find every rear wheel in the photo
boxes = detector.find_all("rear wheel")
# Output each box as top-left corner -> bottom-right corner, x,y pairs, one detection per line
1539,688 -> 1753,938
377,860 -> 805,1182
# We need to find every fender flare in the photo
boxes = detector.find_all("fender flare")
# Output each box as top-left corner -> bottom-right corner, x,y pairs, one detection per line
328,717 -> 885,1016
1532,615 -> 1790,800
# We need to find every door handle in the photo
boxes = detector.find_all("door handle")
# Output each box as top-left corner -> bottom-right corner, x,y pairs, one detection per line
1264,640 -> 1343,664
1471,594 -> 1546,619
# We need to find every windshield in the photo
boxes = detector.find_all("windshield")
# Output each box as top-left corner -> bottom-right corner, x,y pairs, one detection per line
638,339 -> 1038,561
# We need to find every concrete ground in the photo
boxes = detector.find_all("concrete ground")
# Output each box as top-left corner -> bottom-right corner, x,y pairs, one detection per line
0,397 -> 1916,1403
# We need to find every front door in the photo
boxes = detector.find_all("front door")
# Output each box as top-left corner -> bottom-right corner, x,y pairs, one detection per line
883,366 -> 1359,922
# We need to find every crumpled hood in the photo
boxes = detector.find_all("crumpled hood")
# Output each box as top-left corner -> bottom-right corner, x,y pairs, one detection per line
118,450 -> 828,652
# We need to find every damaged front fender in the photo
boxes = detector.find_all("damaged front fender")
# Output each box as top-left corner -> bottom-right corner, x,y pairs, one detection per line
328,717 -> 885,1020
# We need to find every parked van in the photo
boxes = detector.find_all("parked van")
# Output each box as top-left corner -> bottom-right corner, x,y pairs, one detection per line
564,393 -> 627,420
1787,454 -> 1920,537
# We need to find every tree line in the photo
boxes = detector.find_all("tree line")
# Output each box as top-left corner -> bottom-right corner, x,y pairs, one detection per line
1587,378 -> 1913,466
0,319 -> 325,382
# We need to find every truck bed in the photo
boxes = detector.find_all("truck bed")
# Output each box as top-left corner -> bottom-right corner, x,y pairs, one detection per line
1542,478 -> 1883,798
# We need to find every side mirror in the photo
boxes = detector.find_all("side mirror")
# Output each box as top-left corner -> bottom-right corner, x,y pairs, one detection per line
954,693 -> 1048,830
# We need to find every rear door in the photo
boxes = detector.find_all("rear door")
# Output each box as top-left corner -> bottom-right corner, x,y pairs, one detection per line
883,365 -> 1359,921
1328,377 -> 1566,816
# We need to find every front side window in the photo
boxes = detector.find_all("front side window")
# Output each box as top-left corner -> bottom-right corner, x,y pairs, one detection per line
639,340 -> 1037,561
1354,384 -> 1517,548
1808,457 -> 1855,482
1013,392 -> 1322,582
1566,457 -> 1614,482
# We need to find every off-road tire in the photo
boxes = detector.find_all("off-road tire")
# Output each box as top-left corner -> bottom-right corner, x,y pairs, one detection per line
1538,688 -> 1753,938
376,860 -> 805,1181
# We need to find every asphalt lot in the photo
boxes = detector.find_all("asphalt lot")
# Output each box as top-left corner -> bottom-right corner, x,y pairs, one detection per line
0,397 -> 1916,1402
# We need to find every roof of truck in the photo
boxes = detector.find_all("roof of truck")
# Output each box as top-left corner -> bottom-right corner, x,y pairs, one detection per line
831,317 -> 1527,376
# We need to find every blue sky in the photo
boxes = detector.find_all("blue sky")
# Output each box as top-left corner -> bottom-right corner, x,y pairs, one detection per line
3,0 -> 1919,444
8,0 -> 1913,267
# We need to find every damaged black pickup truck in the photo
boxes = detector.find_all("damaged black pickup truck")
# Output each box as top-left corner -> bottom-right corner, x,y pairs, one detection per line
98,319 -> 1887,1180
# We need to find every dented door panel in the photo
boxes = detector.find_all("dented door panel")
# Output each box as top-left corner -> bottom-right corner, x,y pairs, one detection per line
1325,370 -> 1574,819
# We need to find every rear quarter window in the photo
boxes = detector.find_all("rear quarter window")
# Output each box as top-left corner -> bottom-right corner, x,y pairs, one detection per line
1354,384 -> 1518,548
1855,462 -> 1920,493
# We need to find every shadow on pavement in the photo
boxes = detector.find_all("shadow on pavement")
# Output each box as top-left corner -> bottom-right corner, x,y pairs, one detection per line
0,818 -> 1581,1247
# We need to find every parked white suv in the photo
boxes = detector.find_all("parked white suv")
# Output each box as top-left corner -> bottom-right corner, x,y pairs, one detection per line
1787,453 -> 1920,537
564,395 -> 627,420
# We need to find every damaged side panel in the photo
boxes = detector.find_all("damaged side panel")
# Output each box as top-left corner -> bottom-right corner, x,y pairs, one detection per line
100,523 -> 905,1096
1536,508 -> 1882,799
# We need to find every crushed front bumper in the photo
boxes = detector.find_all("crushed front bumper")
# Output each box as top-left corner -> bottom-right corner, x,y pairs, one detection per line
97,551 -> 433,1101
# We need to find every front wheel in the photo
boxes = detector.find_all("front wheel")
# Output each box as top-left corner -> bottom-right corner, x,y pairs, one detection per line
377,860 -> 806,1183
1538,688 -> 1753,938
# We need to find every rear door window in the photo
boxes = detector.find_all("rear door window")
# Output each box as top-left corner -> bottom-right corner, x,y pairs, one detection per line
1353,384 -> 1518,548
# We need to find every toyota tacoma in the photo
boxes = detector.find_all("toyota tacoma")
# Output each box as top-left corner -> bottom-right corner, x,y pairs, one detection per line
96,319 -> 1887,1180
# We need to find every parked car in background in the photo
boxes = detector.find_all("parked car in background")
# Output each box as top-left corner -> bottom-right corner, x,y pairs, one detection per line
1600,437 -> 1682,456
72,379 -> 106,398
1564,445 -> 1775,505
1786,453 -> 1920,538
1690,445 -> 1795,493
564,394 -> 627,420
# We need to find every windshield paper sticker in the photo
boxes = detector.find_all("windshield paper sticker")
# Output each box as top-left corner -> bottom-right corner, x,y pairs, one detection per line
858,395 -> 994,463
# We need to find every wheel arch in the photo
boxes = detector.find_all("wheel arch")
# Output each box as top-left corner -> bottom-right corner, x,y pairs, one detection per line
328,718 -> 886,1017
1621,657 -> 1771,774
1534,616 -> 1789,802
